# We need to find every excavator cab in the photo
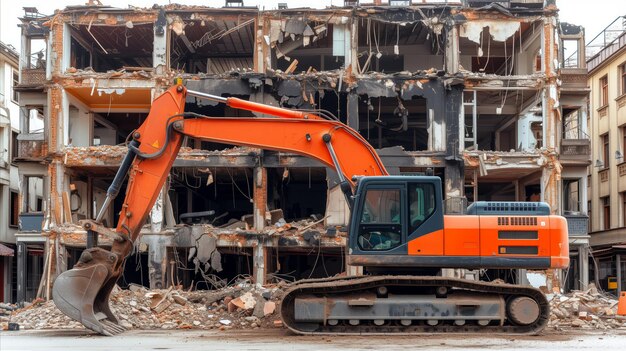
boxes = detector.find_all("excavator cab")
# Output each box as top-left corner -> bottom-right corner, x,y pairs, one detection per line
349,176 -> 443,260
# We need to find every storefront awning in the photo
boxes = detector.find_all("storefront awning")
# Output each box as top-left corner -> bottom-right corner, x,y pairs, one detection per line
0,243 -> 14,256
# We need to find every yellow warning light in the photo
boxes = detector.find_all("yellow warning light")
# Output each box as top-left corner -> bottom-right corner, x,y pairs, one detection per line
174,77 -> 183,86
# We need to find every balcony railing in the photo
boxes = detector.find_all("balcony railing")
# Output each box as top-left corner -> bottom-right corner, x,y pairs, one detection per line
600,168 -> 609,182
560,139 -> 591,163
19,212 -> 44,232
563,213 -> 589,237
19,68 -> 46,87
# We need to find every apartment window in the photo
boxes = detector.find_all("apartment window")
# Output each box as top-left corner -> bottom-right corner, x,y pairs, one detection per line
563,179 -> 580,213
587,201 -> 593,233
623,192 -> 626,227
603,133 -> 610,168
24,176 -> 44,212
11,131 -> 18,163
600,75 -> 608,107
534,49 -> 542,73
10,191 -> 19,227
620,63 -> 626,96
623,127 -> 626,160
602,196 -> 611,230
11,70 -> 19,103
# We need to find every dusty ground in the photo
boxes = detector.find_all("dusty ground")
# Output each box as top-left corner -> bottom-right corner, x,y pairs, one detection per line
1,328 -> 626,351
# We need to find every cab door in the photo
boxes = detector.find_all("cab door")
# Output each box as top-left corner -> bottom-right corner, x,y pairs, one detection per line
406,180 -> 445,256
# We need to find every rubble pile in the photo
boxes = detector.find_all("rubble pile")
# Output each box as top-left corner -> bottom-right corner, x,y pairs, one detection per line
2,281 -> 285,332
548,285 -> 626,330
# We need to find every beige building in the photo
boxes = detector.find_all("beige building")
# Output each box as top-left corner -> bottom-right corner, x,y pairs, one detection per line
588,16 -> 626,295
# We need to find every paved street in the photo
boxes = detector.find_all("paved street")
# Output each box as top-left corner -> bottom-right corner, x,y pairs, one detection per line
1,329 -> 625,351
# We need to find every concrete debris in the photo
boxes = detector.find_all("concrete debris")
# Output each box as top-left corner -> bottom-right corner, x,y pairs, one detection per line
8,280 -> 625,332
547,285 -> 626,330
3,282 -> 285,332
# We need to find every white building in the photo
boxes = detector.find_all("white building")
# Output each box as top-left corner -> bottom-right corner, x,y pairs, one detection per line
0,41 -> 21,303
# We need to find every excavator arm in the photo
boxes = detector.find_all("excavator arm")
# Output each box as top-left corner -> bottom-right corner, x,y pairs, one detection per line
52,84 -> 387,335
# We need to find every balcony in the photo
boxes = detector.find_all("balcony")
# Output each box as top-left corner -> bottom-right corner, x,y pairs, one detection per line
16,133 -> 47,161
563,213 -> 589,238
560,139 -> 591,164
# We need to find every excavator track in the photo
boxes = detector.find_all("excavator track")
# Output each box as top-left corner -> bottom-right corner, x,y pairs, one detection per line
279,275 -> 549,335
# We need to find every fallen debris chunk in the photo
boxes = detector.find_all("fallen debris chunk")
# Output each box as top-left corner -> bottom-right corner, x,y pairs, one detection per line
172,294 -> 188,306
152,299 -> 172,314
234,292 -> 257,310
263,301 -> 276,316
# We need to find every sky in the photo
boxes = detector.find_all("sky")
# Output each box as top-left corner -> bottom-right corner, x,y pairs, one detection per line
0,0 -> 623,52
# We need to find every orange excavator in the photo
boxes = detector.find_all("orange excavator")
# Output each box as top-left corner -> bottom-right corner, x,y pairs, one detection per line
52,82 -> 569,336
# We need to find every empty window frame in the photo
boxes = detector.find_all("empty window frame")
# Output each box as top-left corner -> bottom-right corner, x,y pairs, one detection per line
620,62 -> 626,96
602,196 -> 610,230
600,75 -> 609,107
602,133 -> 610,168
10,190 -> 19,227
12,70 -> 19,102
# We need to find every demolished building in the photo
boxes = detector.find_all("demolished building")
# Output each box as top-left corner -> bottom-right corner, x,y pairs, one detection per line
9,0 -> 590,303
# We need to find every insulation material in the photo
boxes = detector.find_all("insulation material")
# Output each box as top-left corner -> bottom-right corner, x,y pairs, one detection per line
460,21 -> 520,43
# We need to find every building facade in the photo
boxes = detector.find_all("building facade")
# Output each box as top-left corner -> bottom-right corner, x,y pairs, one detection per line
588,16 -> 626,296
13,0 -> 589,301
0,41 -> 21,302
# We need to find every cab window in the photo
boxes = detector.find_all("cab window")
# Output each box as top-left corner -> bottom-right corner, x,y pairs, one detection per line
408,183 -> 436,233
358,188 -> 402,251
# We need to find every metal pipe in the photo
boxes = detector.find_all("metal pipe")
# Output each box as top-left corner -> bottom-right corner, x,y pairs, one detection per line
323,133 -> 354,209
88,139 -> 140,248
186,89 -> 228,103
187,89 -> 308,119
95,196 -> 112,223
95,139 -> 140,222
324,135 -> 346,184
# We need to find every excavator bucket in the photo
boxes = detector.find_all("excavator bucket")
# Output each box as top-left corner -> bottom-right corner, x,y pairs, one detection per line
52,247 -> 125,336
